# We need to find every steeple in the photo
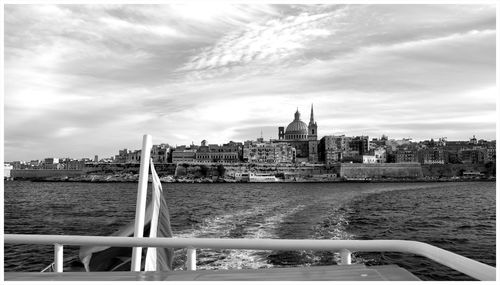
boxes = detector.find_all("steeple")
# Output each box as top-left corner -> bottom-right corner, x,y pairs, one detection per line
309,104 -> 315,124
308,103 -> 317,138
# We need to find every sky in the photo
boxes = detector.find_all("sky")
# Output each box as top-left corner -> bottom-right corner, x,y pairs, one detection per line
3,4 -> 497,161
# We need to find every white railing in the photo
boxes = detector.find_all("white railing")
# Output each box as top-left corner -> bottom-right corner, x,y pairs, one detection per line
4,234 -> 496,281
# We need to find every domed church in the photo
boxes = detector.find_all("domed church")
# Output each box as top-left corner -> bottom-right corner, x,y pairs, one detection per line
277,105 -> 319,163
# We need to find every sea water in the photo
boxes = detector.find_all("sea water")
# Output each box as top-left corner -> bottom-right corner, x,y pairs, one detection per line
3,181 -> 495,280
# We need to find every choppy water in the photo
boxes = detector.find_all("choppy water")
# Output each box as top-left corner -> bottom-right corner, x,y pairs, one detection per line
4,181 -> 496,280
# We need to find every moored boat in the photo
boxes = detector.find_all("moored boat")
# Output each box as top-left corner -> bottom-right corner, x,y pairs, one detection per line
235,172 -> 280,182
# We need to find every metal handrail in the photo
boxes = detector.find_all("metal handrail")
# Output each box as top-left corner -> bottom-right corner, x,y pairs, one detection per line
4,234 -> 496,281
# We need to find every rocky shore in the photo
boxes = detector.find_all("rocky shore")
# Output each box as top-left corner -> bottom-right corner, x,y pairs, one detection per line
13,173 -> 495,183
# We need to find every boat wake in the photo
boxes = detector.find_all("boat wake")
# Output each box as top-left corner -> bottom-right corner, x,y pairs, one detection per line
173,203 -> 306,270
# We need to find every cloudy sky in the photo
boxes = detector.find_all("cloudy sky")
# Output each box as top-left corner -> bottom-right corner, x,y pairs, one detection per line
4,4 -> 496,161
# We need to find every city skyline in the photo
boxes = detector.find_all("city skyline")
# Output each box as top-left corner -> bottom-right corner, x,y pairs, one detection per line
4,4 -> 497,161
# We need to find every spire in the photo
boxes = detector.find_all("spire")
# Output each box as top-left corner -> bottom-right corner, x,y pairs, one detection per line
310,104 -> 315,123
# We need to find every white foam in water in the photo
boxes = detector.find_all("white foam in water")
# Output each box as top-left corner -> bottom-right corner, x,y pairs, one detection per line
174,203 -> 307,270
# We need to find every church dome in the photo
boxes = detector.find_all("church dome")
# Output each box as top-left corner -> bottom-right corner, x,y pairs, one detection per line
286,120 -> 308,134
285,109 -> 308,140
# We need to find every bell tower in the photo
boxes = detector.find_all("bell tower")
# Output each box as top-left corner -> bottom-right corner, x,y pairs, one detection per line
308,104 -> 317,140
278,127 -> 285,140
308,104 -> 318,162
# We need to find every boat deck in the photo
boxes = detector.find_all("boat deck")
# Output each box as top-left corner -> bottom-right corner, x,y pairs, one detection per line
5,264 -> 420,281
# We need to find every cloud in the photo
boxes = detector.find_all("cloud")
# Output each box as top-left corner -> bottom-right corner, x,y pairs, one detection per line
179,8 -> 344,77
3,4 -> 496,161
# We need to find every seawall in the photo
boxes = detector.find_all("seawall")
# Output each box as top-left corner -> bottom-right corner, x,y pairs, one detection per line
340,163 -> 423,179
11,169 -> 85,179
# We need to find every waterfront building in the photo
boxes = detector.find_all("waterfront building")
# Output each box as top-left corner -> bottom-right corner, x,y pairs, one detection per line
172,145 -> 198,163
60,159 -> 86,170
127,150 -> 141,163
243,139 -> 296,164
349,136 -> 369,156
418,147 -> 446,164
395,149 -> 419,163
318,135 -> 369,164
42,162 -> 63,170
485,146 -> 496,163
370,138 -> 386,149
114,144 -> 170,164
276,105 -> 318,163
114,149 -> 129,163
4,164 -> 13,179
172,149 -> 197,163
363,147 -> 387,164
469,135 -> 478,145
385,138 -> 413,152
195,140 -> 242,163
318,135 -> 342,165
459,149 -> 486,164
9,161 -> 27,170
40,157 -> 63,170
151,144 -> 170,163
44,158 -> 59,165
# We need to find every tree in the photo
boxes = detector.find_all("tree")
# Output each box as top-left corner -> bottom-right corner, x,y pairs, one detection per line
485,161 -> 496,177
199,165 -> 209,177
217,164 -> 226,177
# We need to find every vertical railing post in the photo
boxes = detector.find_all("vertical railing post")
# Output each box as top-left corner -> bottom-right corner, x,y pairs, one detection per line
340,249 -> 351,265
54,243 -> 63,272
131,134 -> 153,272
187,247 -> 197,271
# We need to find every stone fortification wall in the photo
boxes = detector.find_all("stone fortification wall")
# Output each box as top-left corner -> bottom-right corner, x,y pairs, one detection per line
11,169 -> 84,179
84,163 -> 177,175
421,164 -> 488,177
81,162 -> 340,178
340,163 -> 423,179
224,164 -> 339,177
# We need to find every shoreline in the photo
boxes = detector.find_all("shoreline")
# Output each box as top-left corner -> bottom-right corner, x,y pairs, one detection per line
6,177 -> 495,183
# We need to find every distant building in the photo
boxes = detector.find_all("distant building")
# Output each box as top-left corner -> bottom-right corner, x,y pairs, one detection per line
276,105 -> 318,163
151,144 -> 170,163
318,135 -> 369,164
29,160 -> 41,169
4,164 -> 13,178
485,146 -> 496,163
385,138 -> 413,152
363,147 -> 387,164
349,136 -> 369,156
9,161 -> 27,170
243,139 -> 295,164
195,140 -> 242,163
419,148 -> 446,164
114,149 -> 129,163
127,150 -> 141,163
172,145 -> 197,163
459,149 -> 486,164
44,158 -> 59,165
63,159 -> 85,170
114,144 -> 170,164
395,150 -> 418,163
41,158 -> 63,169
318,135 -> 342,165
469,135 -> 478,145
